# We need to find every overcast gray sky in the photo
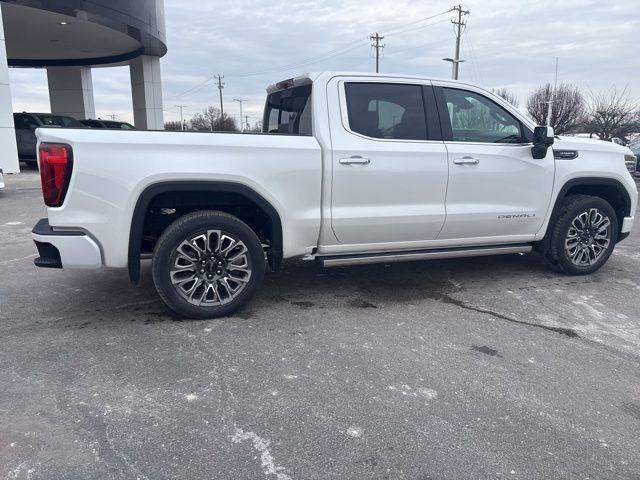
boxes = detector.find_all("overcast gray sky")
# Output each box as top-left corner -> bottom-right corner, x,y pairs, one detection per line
8,0 -> 640,126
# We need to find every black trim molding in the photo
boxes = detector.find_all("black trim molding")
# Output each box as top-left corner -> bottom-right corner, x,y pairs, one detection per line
128,181 -> 284,284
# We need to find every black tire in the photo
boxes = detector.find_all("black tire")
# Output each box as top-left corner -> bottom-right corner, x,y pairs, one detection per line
152,210 -> 265,319
542,194 -> 618,275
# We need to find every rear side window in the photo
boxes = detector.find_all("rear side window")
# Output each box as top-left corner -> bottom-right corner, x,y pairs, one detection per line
344,83 -> 428,140
263,84 -> 312,135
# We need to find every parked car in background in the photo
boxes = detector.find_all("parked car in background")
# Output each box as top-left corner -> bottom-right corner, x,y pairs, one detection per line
628,139 -> 640,176
80,119 -> 135,130
13,113 -> 85,166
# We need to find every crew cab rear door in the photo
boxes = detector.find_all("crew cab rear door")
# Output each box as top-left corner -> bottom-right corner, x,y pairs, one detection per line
327,76 -> 448,247
433,83 -> 554,241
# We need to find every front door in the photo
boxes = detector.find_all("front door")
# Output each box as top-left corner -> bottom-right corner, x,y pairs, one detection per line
328,78 -> 448,247
434,85 -> 555,241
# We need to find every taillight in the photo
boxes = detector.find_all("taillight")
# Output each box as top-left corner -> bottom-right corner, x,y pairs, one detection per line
38,143 -> 73,207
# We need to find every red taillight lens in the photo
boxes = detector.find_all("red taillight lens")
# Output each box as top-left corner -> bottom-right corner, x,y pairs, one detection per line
39,143 -> 73,207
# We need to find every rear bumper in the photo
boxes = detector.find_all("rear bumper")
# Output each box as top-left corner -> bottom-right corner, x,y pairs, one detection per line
32,218 -> 102,269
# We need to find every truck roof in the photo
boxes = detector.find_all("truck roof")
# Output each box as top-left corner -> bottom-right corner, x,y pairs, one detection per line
266,71 -> 483,93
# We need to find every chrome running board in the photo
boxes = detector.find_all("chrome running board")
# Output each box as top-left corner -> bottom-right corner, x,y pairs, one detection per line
318,244 -> 532,268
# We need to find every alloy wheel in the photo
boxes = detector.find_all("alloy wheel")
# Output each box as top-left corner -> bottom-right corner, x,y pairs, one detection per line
564,208 -> 611,266
169,230 -> 252,306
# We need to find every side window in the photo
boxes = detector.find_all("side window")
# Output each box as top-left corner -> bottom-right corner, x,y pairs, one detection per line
442,88 -> 523,143
344,83 -> 428,140
263,84 -> 312,135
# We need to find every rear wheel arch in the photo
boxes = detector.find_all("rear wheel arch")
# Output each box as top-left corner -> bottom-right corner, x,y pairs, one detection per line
128,181 -> 283,284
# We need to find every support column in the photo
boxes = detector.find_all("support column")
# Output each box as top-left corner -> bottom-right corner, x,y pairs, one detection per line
130,55 -> 164,130
0,2 -> 19,174
46,66 -> 95,120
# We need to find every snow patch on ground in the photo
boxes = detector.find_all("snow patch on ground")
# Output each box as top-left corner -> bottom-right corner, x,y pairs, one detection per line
231,427 -> 292,480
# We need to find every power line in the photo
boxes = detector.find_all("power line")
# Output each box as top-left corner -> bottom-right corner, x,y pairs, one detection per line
169,76 -> 214,99
228,38 -> 369,77
384,16 -> 452,38
370,32 -> 385,73
380,8 -> 453,36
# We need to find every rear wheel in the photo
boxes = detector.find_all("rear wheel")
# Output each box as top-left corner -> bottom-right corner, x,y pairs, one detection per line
152,210 -> 265,319
543,195 -> 618,275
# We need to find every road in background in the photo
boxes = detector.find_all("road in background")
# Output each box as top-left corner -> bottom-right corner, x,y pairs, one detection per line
1,169 -> 639,479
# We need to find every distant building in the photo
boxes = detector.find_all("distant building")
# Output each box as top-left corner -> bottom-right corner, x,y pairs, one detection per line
0,0 -> 167,175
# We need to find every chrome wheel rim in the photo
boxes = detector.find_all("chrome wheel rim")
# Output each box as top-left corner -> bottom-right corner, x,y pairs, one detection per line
564,208 -> 611,266
169,230 -> 252,306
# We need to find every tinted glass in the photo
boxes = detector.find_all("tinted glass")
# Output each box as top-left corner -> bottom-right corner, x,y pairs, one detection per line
36,114 -> 85,128
103,121 -> 135,129
14,114 -> 35,129
443,88 -> 523,143
82,120 -> 104,128
345,83 -> 427,140
263,84 -> 312,135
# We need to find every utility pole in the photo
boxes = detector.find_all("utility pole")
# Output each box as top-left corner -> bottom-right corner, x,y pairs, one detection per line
108,114 -> 118,121
214,74 -> 225,120
175,104 -> 186,131
370,32 -> 385,73
443,5 -> 469,80
233,98 -> 247,131
244,115 -> 250,131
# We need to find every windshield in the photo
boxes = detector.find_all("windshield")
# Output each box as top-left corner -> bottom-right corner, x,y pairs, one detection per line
36,114 -> 85,128
263,84 -> 312,135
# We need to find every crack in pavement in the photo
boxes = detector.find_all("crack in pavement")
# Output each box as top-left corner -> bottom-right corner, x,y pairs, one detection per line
439,293 -> 580,338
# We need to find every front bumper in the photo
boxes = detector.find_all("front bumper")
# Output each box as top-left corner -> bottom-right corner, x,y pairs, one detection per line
621,216 -> 634,234
32,218 -> 102,269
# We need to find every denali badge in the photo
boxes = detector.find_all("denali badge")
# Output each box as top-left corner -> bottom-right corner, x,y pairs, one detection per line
498,213 -> 536,219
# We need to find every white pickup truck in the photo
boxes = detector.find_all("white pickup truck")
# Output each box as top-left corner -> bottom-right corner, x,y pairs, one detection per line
32,72 -> 638,318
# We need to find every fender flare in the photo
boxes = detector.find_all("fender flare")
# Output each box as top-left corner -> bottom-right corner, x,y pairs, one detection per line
128,180 -> 283,284
546,176 -> 632,235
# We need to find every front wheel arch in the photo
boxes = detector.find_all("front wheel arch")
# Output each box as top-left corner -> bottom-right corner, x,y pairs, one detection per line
545,177 -> 631,240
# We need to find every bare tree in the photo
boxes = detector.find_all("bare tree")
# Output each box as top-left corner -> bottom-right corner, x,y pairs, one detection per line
213,114 -> 238,132
189,106 -> 238,132
526,83 -> 586,134
582,87 -> 639,141
492,88 -> 519,108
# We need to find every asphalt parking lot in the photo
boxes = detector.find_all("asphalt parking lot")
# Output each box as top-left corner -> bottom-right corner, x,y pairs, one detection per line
1,168 -> 640,480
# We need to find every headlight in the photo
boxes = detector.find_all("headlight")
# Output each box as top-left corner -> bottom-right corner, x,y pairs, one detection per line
625,155 -> 637,174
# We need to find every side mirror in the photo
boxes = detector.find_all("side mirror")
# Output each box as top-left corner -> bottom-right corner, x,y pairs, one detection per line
532,125 -> 554,159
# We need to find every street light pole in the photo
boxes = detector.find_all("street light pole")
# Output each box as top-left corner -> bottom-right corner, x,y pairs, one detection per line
233,98 -> 247,131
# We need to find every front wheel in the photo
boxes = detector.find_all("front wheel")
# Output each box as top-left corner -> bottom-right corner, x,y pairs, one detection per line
152,211 -> 265,319
543,194 -> 618,275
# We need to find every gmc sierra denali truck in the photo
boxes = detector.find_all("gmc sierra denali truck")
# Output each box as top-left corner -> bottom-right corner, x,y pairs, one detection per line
32,72 -> 638,318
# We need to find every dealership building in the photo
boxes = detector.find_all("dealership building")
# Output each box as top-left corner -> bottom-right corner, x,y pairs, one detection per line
0,0 -> 167,177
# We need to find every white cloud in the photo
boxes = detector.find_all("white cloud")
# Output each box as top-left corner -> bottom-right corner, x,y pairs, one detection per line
7,0 -> 640,125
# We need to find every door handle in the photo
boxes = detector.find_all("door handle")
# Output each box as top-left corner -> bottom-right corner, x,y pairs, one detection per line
453,156 -> 479,165
340,156 -> 371,165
